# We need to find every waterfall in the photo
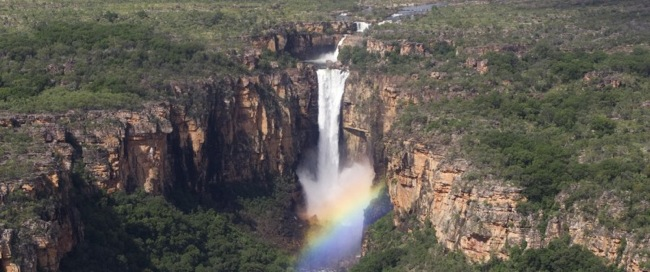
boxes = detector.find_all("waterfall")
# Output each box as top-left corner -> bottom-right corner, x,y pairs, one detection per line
334,35 -> 346,59
312,35 -> 347,64
297,42 -> 376,270
315,69 -> 348,201
355,22 -> 370,33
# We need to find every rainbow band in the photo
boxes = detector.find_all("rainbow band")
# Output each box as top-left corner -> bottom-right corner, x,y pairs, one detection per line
298,183 -> 385,270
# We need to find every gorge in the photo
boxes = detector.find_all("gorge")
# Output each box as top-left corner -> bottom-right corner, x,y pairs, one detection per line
1,1 -> 650,271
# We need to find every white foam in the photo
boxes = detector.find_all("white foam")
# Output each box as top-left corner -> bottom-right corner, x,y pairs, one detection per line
355,22 -> 371,33
297,67 -> 375,268
309,35 -> 347,64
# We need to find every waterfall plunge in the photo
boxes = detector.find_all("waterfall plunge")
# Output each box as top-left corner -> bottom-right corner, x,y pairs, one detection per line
355,22 -> 370,33
310,35 -> 347,64
302,69 -> 374,219
315,69 -> 348,208
297,48 -> 375,270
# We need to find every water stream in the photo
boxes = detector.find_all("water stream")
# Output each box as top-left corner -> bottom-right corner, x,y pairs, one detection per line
311,35 -> 347,64
297,37 -> 375,271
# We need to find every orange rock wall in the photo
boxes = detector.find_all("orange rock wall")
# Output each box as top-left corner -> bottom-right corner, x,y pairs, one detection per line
342,71 -> 650,272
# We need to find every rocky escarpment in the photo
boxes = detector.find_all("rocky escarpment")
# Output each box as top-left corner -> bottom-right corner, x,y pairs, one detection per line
168,66 -> 319,198
341,71 -> 650,271
340,72 -> 408,172
2,18 -> 646,272
253,21 -> 357,59
0,20 -> 356,270
384,142 -> 650,271
0,64 -> 320,271
0,118 -> 82,272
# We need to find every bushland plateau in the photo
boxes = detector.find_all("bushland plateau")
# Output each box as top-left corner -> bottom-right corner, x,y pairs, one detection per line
1,0 -> 649,271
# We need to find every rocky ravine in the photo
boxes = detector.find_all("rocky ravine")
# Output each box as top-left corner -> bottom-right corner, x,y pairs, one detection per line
0,21 -> 361,271
2,20 -> 648,272
0,65 -> 320,271
341,69 -> 650,271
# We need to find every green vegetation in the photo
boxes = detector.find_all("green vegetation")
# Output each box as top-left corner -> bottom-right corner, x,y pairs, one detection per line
1,0 -> 414,113
484,236 -> 621,272
0,127 -> 46,180
0,20 -> 247,112
352,213 -> 476,272
354,214 -> 620,272
338,46 -> 379,71
371,0 -> 650,51
59,190 -> 293,272
392,45 -> 650,226
339,40 -> 457,76
0,0 -> 373,45
217,175 -> 303,248
342,0 -> 650,233
0,189 -> 50,229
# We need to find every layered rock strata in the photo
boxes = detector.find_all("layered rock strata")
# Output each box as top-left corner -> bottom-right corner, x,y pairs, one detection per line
341,71 -> 649,272
253,21 -> 357,59
0,65 -> 319,271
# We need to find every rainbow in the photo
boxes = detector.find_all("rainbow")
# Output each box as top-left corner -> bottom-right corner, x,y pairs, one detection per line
297,183 -> 385,270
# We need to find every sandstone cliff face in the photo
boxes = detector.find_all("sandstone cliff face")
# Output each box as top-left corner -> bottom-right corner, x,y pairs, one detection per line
1,105 -> 175,194
383,142 -> 649,271
385,142 -> 537,261
3,66 -> 317,194
0,64 -> 319,271
341,72 -> 409,173
253,22 -> 357,59
341,72 -> 649,271
171,67 -> 319,194
0,117 -> 82,272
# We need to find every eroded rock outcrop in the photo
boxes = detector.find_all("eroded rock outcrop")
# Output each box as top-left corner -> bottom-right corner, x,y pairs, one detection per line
340,72 -> 410,172
0,136 -> 81,272
253,21 -> 357,59
0,64 -> 320,271
465,57 -> 489,75
171,67 -> 319,191
383,141 -> 649,271
341,71 -> 650,272
1,105 -> 174,194
366,38 -> 427,57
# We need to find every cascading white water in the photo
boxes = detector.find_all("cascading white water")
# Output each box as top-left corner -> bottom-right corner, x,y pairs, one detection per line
316,68 -> 347,209
355,22 -> 370,33
299,69 -> 349,217
297,39 -> 375,270
311,35 -> 347,64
